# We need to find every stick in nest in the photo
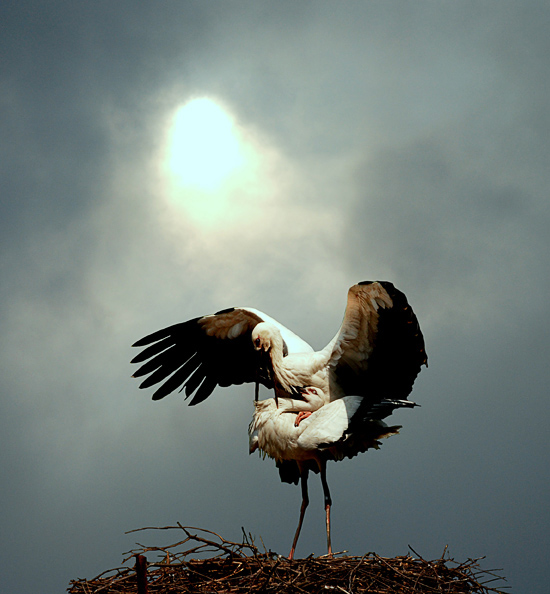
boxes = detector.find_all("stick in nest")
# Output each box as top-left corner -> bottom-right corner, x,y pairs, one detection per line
68,525 -> 508,594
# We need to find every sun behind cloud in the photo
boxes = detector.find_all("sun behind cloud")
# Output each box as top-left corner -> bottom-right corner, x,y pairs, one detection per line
161,97 -> 267,227
167,98 -> 244,191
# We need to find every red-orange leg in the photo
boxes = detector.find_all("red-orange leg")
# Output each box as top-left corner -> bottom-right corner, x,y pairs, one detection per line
320,459 -> 333,558
289,468 -> 309,560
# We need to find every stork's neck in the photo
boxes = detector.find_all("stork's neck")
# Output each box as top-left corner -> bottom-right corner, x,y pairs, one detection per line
265,326 -> 322,397
278,396 -> 313,413
253,394 -> 316,415
267,330 -> 294,394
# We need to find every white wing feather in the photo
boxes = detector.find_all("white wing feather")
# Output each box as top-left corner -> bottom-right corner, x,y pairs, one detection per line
243,307 -> 314,354
296,396 -> 362,451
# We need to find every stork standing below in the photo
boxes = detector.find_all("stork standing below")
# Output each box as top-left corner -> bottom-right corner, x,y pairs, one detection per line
131,281 -> 427,559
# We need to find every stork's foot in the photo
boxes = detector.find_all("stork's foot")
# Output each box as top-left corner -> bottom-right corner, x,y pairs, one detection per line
294,411 -> 312,427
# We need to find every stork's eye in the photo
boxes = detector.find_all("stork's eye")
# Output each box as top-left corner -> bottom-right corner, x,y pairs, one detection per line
254,337 -> 261,347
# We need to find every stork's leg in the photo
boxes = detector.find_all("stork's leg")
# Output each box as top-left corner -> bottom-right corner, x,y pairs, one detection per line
319,459 -> 333,558
289,467 -> 309,560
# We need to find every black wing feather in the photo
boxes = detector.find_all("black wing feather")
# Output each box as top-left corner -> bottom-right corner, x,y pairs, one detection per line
130,336 -> 174,364
132,323 -> 183,348
189,376 -> 218,406
150,354 -> 200,401
366,281 -> 427,400
332,281 -> 427,402
184,365 -> 206,397
344,281 -> 427,435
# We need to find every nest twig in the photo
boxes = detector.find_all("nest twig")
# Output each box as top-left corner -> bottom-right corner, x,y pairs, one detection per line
68,524 -> 507,593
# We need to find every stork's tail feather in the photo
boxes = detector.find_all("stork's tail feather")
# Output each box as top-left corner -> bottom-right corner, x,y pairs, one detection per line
277,459 -> 301,485
369,399 -> 418,420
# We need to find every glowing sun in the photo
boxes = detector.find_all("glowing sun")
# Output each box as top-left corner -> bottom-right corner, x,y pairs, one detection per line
167,98 -> 244,191
161,97 -> 271,229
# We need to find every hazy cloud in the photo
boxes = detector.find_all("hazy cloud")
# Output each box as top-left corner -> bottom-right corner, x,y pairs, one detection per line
1,2 -> 549,592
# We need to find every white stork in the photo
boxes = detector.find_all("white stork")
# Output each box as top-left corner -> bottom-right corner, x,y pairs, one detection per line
131,281 -> 427,558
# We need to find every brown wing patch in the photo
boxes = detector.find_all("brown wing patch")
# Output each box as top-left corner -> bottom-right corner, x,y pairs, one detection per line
200,308 -> 261,339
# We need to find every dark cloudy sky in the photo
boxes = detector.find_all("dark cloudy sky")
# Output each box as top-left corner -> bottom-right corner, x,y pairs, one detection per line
2,2 -> 549,592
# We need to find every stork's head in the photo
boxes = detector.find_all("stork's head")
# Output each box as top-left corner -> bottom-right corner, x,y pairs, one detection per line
251,322 -> 279,354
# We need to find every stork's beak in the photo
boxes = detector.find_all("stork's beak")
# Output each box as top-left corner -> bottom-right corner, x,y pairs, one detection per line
275,392 -> 279,408
254,381 -> 259,402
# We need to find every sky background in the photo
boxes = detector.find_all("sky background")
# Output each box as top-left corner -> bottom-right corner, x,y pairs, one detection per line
1,2 -> 549,592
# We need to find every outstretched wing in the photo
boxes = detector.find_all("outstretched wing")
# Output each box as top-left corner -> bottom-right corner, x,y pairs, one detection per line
325,281 -> 427,402
131,308 -> 269,405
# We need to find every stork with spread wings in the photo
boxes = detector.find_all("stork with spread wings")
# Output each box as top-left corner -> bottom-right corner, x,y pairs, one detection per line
131,281 -> 427,559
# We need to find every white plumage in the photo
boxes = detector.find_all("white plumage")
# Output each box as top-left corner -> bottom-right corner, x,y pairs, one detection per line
131,280 -> 427,558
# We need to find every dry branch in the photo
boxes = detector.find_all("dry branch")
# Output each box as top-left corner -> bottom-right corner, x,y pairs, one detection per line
68,525 -> 507,594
